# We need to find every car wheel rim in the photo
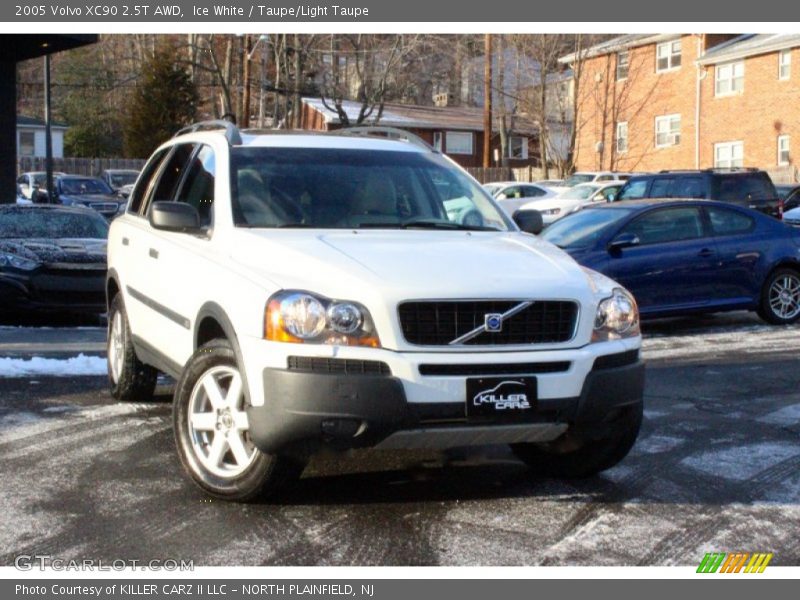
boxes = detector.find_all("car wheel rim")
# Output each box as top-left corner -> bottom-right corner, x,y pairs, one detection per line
109,311 -> 124,384
188,365 -> 257,479
768,274 -> 800,320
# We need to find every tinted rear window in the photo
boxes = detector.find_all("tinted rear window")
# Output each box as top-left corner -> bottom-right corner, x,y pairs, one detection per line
716,174 -> 776,202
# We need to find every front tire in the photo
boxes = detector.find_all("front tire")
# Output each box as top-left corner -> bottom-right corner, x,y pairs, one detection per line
173,339 -> 302,502
107,294 -> 157,402
511,404 -> 642,479
757,268 -> 800,325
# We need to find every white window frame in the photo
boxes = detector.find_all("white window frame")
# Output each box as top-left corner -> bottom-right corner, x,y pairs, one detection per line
715,61 -> 745,96
714,141 -> 744,168
655,114 -> 681,148
508,136 -> 529,160
433,131 -> 443,152
778,135 -> 791,166
779,49 -> 791,80
616,121 -> 628,153
445,131 -> 473,155
18,131 -> 35,156
616,51 -> 630,81
656,40 -> 682,73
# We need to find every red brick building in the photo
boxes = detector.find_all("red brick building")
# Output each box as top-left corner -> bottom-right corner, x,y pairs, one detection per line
297,97 -> 541,169
562,34 -> 799,179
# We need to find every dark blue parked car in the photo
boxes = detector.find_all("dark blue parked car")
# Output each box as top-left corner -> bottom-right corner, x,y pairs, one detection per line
539,199 -> 800,324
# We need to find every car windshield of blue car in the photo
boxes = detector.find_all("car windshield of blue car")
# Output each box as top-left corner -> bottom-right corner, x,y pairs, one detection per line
541,207 -> 634,249
0,210 -> 110,239
61,178 -> 114,195
230,147 -> 512,231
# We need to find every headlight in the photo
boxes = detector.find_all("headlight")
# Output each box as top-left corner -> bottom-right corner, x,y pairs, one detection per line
592,287 -> 640,341
0,252 -> 40,271
265,291 -> 380,347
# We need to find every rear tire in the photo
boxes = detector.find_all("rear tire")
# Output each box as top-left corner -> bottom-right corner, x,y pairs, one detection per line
757,268 -> 800,325
107,294 -> 157,402
511,404 -> 642,479
173,339 -> 303,502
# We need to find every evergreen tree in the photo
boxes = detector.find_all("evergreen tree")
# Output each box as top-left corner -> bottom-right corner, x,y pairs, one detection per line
123,46 -> 198,158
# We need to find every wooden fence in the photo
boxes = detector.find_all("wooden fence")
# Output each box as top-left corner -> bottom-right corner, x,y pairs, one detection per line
466,166 -> 546,184
17,156 -> 147,177
766,165 -> 799,185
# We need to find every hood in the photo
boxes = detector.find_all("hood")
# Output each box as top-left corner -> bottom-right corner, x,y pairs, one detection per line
229,229 -> 594,306
61,193 -> 122,205
0,238 -> 107,265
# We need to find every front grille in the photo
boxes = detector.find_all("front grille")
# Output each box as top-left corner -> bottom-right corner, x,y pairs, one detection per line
418,361 -> 571,376
287,356 -> 391,376
89,202 -> 118,213
398,300 -> 578,346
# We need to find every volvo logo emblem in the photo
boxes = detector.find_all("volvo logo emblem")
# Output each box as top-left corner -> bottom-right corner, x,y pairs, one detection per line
484,313 -> 503,332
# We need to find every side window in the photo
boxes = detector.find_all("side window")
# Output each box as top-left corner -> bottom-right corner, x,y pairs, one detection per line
716,176 -> 742,202
622,207 -> 705,245
596,175 -> 613,181
143,144 -> 197,215
741,175 -> 776,200
707,206 -> 755,236
649,178 -> 674,198
524,186 -> 547,198
501,186 -> 520,199
128,149 -> 168,215
618,179 -> 648,200
175,146 -> 216,227
671,177 -> 705,199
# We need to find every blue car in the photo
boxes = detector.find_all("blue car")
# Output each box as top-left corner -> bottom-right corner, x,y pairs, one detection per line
540,199 -> 800,324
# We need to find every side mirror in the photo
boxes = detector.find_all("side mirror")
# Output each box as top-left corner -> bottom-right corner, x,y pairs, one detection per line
149,201 -> 202,232
606,192 -> 617,202
608,232 -> 640,251
512,209 -> 544,235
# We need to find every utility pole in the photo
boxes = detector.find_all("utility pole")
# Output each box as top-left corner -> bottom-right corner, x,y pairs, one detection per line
483,33 -> 492,168
44,53 -> 53,203
241,34 -> 252,128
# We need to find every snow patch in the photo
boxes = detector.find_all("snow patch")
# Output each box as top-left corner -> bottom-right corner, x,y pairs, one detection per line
681,442 -> 800,481
0,354 -> 106,377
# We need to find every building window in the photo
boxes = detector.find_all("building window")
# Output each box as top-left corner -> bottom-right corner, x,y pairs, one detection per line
445,131 -> 473,155
779,50 -> 791,80
655,114 -> 681,148
656,40 -> 682,72
433,132 -> 443,152
616,122 -> 628,153
508,136 -> 529,159
18,131 -> 35,156
778,135 -> 791,166
715,61 -> 745,96
616,51 -> 630,80
714,141 -> 744,168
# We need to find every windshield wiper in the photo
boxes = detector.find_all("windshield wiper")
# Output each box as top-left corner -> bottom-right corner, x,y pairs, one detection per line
400,219 -> 496,231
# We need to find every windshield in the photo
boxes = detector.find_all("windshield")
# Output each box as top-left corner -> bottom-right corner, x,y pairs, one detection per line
0,209 -> 110,239
109,172 -> 139,188
230,148 -> 512,231
563,173 -> 595,187
483,183 -> 503,196
561,185 -> 600,200
540,206 -> 633,249
60,178 -> 114,195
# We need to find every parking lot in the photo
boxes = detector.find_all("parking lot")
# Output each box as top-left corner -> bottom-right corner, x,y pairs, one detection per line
0,312 -> 798,566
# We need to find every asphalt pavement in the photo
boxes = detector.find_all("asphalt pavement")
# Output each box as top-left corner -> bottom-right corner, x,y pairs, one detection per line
1,311 -> 799,566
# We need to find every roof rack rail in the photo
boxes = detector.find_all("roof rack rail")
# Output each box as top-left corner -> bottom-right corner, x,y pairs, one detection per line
330,126 -> 434,152
174,120 -> 242,145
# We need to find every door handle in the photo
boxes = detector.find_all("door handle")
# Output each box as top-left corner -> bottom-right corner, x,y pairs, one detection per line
149,248 -> 159,259
698,248 -> 714,258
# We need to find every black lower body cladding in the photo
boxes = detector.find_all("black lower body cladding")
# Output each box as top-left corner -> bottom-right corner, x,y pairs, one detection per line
247,352 -> 645,454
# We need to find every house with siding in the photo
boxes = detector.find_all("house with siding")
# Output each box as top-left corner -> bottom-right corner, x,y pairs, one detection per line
16,115 -> 68,159
297,97 -> 541,168
561,34 -> 798,180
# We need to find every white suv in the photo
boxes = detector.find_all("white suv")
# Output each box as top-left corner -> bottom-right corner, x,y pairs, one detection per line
106,122 -> 645,501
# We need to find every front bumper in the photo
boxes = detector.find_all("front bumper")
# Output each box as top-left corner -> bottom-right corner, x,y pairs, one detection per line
0,268 -> 106,314
246,348 -> 644,454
